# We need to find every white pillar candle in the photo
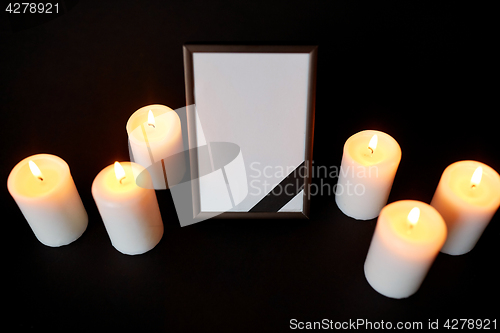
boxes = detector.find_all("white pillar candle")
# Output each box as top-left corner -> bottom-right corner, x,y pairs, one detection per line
335,130 -> 402,220
126,104 -> 185,189
364,200 -> 447,299
7,154 -> 88,247
91,161 -> 164,255
430,160 -> 500,255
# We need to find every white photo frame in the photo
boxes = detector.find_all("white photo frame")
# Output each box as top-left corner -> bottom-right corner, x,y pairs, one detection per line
183,44 -> 317,219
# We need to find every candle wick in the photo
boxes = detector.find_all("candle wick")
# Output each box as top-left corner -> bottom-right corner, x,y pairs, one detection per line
471,184 -> 476,190
407,222 -> 414,234
148,123 -> 155,129
119,176 -> 126,184
38,176 -> 44,181
368,147 -> 373,155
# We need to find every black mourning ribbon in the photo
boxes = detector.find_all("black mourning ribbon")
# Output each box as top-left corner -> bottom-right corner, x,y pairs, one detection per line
249,161 -> 305,212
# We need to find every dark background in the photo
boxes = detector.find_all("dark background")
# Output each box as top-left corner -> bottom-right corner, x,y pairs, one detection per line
1,1 -> 498,331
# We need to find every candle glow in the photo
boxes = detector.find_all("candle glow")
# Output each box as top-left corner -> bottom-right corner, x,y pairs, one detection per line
335,130 -> 401,220
470,166 -> 482,188
147,110 -> 155,128
368,134 -> 378,154
28,160 -> 43,181
126,104 -> 185,189
407,207 -> 420,227
8,154 -> 88,247
92,162 -> 164,255
364,200 -> 447,298
431,161 -> 500,255
114,161 -> 126,183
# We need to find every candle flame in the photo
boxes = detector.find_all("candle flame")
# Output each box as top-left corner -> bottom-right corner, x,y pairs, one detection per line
407,207 -> 420,227
368,134 -> 378,154
28,160 -> 43,181
470,166 -> 482,188
114,161 -> 126,183
147,110 -> 155,128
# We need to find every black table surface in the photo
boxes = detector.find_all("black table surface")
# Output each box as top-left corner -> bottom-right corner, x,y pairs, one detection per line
1,1 -> 498,331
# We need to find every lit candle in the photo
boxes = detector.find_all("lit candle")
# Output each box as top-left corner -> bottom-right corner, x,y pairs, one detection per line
335,130 -> 402,220
364,200 -> 447,299
430,161 -> 500,255
91,161 -> 164,255
7,154 -> 88,247
126,104 -> 185,189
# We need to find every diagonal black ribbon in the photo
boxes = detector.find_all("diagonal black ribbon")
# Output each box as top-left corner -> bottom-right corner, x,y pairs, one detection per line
249,161 -> 305,212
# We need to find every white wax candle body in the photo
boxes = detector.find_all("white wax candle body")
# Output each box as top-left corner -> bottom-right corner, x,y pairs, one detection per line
431,161 -> 500,255
126,104 -> 185,189
335,130 -> 401,220
7,154 -> 88,247
92,162 -> 164,255
364,200 -> 447,299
